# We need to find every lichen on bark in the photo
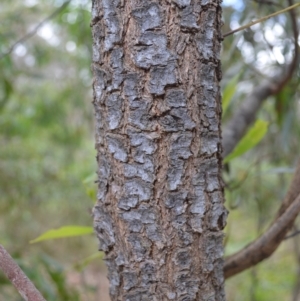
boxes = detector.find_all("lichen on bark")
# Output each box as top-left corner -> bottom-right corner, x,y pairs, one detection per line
92,1 -> 227,300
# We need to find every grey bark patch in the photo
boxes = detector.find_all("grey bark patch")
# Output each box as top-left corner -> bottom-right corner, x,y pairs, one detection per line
174,272 -> 199,299
159,115 -> 182,132
189,215 -> 203,233
165,89 -> 186,108
205,107 -> 217,118
127,234 -> 152,261
93,68 -> 107,103
172,214 -> 187,229
111,48 -> 124,69
106,134 -> 128,162
129,219 -> 143,232
97,181 -> 107,201
124,157 -> 155,183
149,62 -> 177,95
165,191 -> 187,215
200,131 -> 219,155
135,33 -> 173,69
170,108 -> 195,130
138,32 -> 167,46
159,108 -> 195,132
129,100 -> 154,130
140,261 -> 156,286
124,73 -> 140,98
132,3 -> 161,32
169,132 -> 193,160
124,179 -> 153,201
106,94 -> 123,130
203,232 -> 224,263
195,10 -> 216,59
172,0 -> 191,7
97,154 -> 110,201
133,149 -> 153,164
145,224 -> 161,242
109,48 -> 124,90
173,248 -> 192,269
178,229 -> 193,246
116,252 -> 126,266
105,260 -> 120,296
201,0 -> 212,4
109,72 -> 124,91
138,204 -> 157,224
123,271 -> 138,291
202,84 -> 218,104
206,172 -> 219,192
192,171 -> 205,186
97,153 -> 111,180
189,196 -> 206,215
127,129 -> 157,162
93,205 -> 115,251
122,210 -> 142,221
199,64 -> 215,87
102,0 -> 121,50
209,202 -> 227,230
212,258 -> 225,287
92,23 -> 104,62
118,196 -> 139,210
124,290 -> 153,301
165,191 -> 188,208
180,6 -> 199,31
167,159 -> 184,191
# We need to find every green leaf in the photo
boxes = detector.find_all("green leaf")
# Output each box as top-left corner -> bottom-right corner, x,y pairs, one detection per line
222,73 -> 240,115
30,226 -> 94,243
224,119 -> 269,163
74,252 -> 104,272
82,173 -> 97,184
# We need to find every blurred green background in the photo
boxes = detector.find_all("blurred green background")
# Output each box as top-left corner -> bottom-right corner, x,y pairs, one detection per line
0,0 -> 299,300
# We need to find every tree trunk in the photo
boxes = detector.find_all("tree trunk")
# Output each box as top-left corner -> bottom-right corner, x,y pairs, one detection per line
92,1 -> 227,300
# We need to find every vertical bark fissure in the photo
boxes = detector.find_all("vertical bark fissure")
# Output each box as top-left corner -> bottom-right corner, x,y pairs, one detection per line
92,1 -> 227,300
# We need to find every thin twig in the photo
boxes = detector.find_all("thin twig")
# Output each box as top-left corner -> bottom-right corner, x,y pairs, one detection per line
0,244 -> 47,301
285,229 -> 300,240
223,3 -> 300,37
0,0 -> 71,60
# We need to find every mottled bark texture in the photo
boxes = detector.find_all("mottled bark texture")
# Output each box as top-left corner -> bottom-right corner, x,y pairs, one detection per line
92,1 -> 227,300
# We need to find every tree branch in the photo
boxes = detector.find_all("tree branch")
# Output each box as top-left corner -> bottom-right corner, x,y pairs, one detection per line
223,3 -> 300,38
0,0 -> 71,60
224,160 -> 300,278
224,193 -> 300,278
0,244 -> 46,301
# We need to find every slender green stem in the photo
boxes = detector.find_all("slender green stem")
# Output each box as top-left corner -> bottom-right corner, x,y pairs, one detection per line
223,3 -> 300,38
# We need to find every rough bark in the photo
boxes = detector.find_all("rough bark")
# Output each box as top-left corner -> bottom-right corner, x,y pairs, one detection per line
92,1 -> 227,300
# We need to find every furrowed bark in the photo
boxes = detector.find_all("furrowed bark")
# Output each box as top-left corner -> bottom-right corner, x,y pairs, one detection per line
91,1 -> 227,300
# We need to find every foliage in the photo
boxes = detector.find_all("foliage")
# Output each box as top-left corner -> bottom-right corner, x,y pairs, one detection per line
224,119 -> 269,163
30,226 -> 94,243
